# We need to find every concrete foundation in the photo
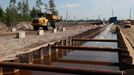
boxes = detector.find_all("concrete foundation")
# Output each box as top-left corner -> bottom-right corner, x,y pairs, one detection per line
37,30 -> 44,35
16,31 -> 25,38
11,28 -> 17,32
52,29 -> 57,33
62,28 -> 66,32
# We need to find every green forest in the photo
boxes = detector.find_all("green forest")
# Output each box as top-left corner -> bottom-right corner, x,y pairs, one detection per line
0,0 -> 58,27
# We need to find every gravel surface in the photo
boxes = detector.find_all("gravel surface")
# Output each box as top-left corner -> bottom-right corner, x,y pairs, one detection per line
120,26 -> 134,64
0,25 -> 97,61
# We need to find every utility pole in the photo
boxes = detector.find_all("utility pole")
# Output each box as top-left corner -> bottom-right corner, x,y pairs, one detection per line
74,15 -> 76,21
129,8 -> 132,20
65,11 -> 68,23
112,9 -> 114,17
98,15 -> 100,20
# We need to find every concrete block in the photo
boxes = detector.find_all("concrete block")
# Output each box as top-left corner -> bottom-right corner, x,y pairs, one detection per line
62,28 -> 66,32
37,30 -> 44,35
53,29 -> 57,33
11,28 -> 17,32
16,31 -> 25,38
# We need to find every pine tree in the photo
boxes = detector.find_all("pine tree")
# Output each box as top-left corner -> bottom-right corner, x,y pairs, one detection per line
6,0 -> 17,26
10,0 -> 16,8
5,7 -> 16,27
22,0 -> 29,15
30,7 -> 39,18
17,0 -> 31,21
44,3 -> 49,13
49,0 -> 58,15
22,0 -> 31,21
0,6 -> 4,22
36,0 -> 43,12
17,1 -> 22,14
9,0 -> 17,14
0,5 -> 6,25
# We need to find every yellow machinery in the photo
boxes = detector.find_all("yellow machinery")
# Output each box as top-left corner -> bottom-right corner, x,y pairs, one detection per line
46,13 -> 60,28
123,20 -> 131,28
32,13 -> 60,30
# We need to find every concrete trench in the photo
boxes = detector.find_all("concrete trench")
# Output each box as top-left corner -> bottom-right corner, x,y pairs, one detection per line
0,27 -> 104,75
0,25 -> 133,75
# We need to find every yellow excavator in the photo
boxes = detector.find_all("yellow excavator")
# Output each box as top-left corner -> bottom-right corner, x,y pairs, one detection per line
32,13 -> 60,30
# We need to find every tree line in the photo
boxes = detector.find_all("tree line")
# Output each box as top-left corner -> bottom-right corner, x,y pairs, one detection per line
0,0 -> 58,27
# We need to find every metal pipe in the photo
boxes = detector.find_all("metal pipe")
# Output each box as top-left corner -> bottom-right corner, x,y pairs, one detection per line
72,38 -> 119,42
51,45 -> 127,52
56,59 -> 119,66
0,62 -> 123,75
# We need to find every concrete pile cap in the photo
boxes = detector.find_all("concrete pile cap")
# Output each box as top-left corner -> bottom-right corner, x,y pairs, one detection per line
16,31 -> 26,38
52,29 -> 57,33
11,28 -> 17,32
62,28 -> 66,31
37,30 -> 44,35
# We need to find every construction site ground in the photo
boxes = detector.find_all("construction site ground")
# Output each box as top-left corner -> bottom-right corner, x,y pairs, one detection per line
120,25 -> 134,64
0,25 -> 97,61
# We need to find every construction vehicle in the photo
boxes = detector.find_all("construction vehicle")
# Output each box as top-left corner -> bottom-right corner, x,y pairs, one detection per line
32,13 -> 60,30
123,20 -> 131,28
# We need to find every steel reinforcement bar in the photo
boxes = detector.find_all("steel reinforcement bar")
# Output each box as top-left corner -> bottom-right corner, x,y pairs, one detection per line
0,62 -> 123,75
72,38 -> 119,42
56,59 -> 119,66
51,45 -> 128,53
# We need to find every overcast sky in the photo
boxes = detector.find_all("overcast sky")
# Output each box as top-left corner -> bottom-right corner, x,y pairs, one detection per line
0,0 -> 134,20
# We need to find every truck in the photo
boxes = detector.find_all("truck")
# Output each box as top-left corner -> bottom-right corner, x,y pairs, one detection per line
123,20 -> 131,28
32,13 -> 60,30
109,17 -> 117,24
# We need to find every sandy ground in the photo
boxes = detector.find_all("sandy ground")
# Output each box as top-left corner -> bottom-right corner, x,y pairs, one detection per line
120,25 -> 134,64
0,25 -> 97,61
121,25 -> 134,48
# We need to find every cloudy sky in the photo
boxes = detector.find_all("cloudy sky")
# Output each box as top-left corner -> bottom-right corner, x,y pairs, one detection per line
1,0 -> 134,20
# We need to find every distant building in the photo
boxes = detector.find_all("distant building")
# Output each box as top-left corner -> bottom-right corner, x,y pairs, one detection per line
109,17 -> 117,24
